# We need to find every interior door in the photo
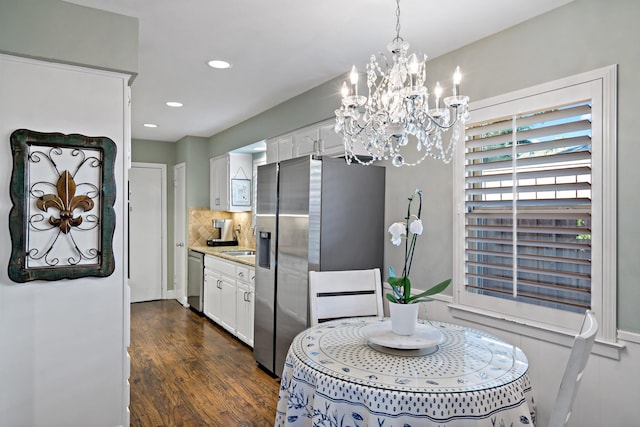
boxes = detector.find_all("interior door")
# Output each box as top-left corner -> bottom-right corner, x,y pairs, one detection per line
174,163 -> 187,306
129,163 -> 166,302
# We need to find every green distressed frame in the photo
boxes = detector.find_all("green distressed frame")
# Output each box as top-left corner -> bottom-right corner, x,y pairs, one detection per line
8,129 -> 117,282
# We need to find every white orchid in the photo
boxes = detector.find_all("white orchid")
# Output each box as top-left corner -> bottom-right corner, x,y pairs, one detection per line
388,222 -> 406,246
386,190 -> 451,304
409,218 -> 423,235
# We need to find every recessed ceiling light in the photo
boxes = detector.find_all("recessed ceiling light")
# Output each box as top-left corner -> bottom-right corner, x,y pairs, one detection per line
166,101 -> 183,107
143,123 -> 158,128
208,59 -> 231,69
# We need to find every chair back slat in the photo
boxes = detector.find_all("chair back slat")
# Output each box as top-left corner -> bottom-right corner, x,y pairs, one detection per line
309,268 -> 383,325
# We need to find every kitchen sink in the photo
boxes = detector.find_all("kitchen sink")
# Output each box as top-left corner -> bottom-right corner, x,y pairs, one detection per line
221,250 -> 256,257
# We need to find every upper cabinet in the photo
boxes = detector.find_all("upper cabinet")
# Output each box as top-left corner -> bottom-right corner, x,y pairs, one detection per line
265,118 -> 369,164
292,126 -> 319,157
266,134 -> 294,164
210,152 -> 253,212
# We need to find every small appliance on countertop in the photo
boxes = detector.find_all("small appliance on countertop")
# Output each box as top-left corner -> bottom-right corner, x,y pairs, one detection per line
206,239 -> 238,247
206,219 -> 238,246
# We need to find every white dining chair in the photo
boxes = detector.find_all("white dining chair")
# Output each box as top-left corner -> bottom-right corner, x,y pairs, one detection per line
309,268 -> 383,326
547,310 -> 598,427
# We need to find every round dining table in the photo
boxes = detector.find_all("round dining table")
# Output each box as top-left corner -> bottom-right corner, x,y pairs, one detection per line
276,317 -> 535,426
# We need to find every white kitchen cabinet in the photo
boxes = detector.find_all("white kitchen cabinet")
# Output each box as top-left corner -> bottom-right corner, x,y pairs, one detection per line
203,268 -> 220,322
265,139 -> 278,164
294,120 -> 346,157
266,134 -> 294,164
265,118 -> 369,164
205,271 -> 236,334
210,152 -> 253,211
204,255 -> 237,334
235,265 -> 255,346
218,275 -> 237,333
203,254 -> 255,347
209,155 -> 226,210
318,120 -> 345,156
293,126 -> 319,157
235,283 -> 254,346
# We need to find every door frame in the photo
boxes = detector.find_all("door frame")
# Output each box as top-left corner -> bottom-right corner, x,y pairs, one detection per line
130,162 -> 168,300
174,162 -> 188,306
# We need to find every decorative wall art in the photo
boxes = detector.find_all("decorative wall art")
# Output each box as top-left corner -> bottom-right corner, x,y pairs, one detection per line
8,129 -> 117,282
231,178 -> 251,206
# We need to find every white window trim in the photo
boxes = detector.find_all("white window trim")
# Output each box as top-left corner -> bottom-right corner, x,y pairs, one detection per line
452,65 -> 618,349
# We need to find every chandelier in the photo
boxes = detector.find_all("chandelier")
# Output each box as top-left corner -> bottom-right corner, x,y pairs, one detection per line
335,0 -> 470,167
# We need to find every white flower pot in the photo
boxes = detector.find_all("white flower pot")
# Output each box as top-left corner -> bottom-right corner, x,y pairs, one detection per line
389,301 -> 420,335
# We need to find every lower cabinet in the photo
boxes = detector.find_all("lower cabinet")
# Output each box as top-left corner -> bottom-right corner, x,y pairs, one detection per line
203,254 -> 255,347
203,269 -> 219,322
236,281 -> 255,346
218,275 -> 237,333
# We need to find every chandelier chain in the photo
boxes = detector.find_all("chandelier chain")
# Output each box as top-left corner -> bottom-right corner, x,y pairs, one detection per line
394,0 -> 402,42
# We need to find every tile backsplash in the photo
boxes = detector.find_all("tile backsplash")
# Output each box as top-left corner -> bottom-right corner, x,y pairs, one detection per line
188,207 -> 255,248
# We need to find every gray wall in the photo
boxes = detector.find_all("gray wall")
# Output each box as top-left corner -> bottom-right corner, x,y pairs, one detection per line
204,0 -> 640,334
176,135 -> 210,209
413,0 -> 640,334
207,79 -> 344,158
0,0 -> 138,78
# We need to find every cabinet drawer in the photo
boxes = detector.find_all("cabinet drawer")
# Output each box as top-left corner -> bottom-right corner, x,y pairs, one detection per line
205,255 -> 236,277
236,265 -> 250,282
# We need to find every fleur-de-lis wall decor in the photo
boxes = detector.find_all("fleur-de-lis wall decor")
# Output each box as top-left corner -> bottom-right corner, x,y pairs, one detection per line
37,171 -> 95,234
8,129 -> 116,283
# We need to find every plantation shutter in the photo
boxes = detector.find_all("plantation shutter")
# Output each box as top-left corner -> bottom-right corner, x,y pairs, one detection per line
464,101 -> 592,313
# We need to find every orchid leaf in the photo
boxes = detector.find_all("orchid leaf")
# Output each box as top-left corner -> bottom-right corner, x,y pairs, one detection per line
385,293 -> 399,303
405,279 -> 451,303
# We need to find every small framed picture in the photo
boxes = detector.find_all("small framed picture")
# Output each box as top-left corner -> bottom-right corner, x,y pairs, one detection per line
231,178 -> 251,206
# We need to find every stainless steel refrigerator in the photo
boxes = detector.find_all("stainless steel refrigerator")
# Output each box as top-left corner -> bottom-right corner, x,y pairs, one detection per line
253,155 -> 385,377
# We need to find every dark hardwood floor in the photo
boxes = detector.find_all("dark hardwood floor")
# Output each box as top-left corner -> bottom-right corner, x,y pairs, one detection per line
129,300 -> 280,427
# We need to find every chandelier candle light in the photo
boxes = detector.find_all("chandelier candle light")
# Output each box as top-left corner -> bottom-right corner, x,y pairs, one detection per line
335,0 -> 470,167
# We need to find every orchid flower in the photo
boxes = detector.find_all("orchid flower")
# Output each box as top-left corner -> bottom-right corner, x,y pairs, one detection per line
388,222 -> 406,246
409,218 -> 423,235
386,189 -> 451,304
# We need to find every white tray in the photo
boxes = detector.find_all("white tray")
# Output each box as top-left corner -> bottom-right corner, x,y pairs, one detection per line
361,320 -> 444,350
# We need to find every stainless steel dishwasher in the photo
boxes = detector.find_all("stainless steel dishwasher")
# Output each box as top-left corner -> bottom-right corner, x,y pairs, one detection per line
187,250 -> 204,313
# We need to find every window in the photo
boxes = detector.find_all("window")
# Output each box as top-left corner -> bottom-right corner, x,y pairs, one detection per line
453,66 -> 617,342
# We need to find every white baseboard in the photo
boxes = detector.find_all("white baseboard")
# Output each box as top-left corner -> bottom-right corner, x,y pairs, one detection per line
618,329 -> 640,344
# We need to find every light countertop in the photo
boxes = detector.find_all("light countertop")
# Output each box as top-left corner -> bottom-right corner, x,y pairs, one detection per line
189,245 -> 255,267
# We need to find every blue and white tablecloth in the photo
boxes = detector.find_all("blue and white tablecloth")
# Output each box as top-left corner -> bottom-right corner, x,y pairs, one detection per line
276,318 -> 535,426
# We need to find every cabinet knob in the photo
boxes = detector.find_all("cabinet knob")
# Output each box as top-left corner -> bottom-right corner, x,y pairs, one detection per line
238,271 -> 244,277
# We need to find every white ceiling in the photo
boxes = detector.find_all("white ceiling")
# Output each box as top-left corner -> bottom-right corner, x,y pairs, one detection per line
65,0 -> 573,143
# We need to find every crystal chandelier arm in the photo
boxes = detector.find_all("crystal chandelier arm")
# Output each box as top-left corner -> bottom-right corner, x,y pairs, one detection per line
424,105 -> 468,131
